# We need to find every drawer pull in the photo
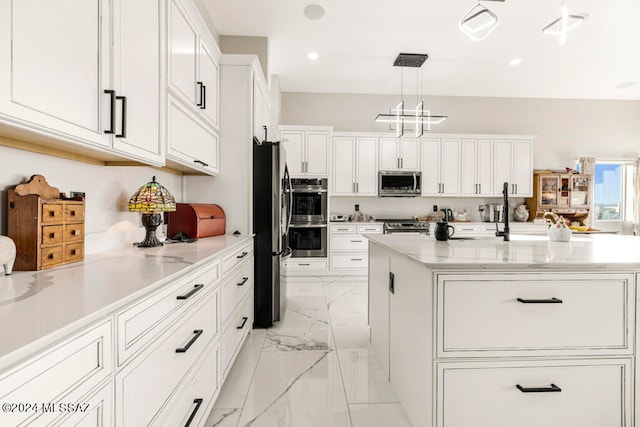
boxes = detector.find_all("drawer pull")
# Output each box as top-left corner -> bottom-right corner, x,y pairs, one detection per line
47,253 -> 55,259
175,329 -> 203,353
49,211 -> 56,217
176,284 -> 204,300
237,316 -> 249,329
336,228 -> 350,231
237,277 -> 249,286
350,240 -> 363,243
236,251 -> 249,259
70,249 -> 76,255
184,398 -> 204,427
516,383 -> 562,393
298,263 -> 310,266
69,210 -> 77,216
350,258 -> 363,261
49,232 -> 55,238
517,297 -> 563,304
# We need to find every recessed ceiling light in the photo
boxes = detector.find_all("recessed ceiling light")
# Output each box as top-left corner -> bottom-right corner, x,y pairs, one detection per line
308,52 -> 319,60
509,58 -> 522,66
616,81 -> 636,89
304,4 -> 325,20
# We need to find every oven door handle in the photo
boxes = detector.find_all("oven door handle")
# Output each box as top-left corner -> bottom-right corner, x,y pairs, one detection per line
290,188 -> 328,193
289,223 -> 328,228
413,173 -> 417,192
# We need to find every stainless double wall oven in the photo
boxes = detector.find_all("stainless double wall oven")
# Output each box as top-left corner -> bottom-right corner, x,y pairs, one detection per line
288,178 -> 328,257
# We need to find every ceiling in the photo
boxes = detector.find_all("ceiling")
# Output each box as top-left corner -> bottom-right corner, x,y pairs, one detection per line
203,0 -> 640,100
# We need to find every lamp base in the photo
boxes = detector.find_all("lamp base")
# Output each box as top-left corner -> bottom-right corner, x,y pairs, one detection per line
135,213 -> 164,248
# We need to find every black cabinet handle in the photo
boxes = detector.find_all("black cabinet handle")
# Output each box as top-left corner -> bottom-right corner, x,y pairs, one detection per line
104,90 -> 116,134
389,272 -> 395,294
176,284 -> 204,300
196,81 -> 204,107
237,316 -> 249,329
175,329 -> 203,353
115,95 -> 127,138
516,383 -> 562,393
517,297 -> 563,304
236,251 -> 248,259
237,277 -> 249,286
193,159 -> 209,167
184,398 -> 204,427
201,84 -> 206,109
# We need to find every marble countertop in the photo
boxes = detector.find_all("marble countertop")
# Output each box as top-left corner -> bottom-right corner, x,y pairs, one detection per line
0,234 -> 252,370
365,233 -> 640,270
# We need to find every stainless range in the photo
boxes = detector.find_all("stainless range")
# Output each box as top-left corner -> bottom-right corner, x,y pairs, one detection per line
380,219 -> 430,235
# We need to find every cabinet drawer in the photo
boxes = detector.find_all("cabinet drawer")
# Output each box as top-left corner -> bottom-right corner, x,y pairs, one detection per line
50,380 -> 113,427
41,246 -> 63,267
221,292 -> 253,378
116,260 -> 220,365
330,254 -> 368,270
221,242 -> 253,276
64,223 -> 84,242
437,273 -> 634,357
64,243 -> 84,263
41,203 -> 64,223
284,259 -> 328,270
116,290 -> 218,427
41,225 -> 64,246
0,320 -> 113,427
357,224 -> 383,234
330,224 -> 356,233
160,342 -> 220,427
330,234 -> 368,251
64,203 -> 84,222
451,224 -> 479,236
221,260 -> 253,327
437,359 -> 631,427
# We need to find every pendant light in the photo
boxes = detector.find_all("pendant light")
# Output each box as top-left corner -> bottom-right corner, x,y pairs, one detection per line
542,0 -> 586,44
374,53 -> 447,138
459,0 -> 505,41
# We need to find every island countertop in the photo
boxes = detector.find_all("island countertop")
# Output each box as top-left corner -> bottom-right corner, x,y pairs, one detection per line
0,234 -> 252,370
365,233 -> 640,270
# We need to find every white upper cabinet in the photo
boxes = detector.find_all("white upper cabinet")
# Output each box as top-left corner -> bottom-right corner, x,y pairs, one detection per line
0,0 -> 111,148
110,0 -> 163,165
493,139 -> 533,197
421,138 -> 460,196
331,136 -> 378,196
460,139 -> 493,197
379,138 -> 420,170
253,78 -> 272,140
279,127 -> 332,177
166,0 -> 221,175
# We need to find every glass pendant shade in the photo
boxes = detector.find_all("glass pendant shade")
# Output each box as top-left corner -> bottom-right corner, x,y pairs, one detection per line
128,176 -> 176,213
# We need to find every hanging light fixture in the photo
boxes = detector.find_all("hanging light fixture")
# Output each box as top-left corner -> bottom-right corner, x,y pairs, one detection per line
542,0 -> 586,45
374,53 -> 447,138
459,0 -> 505,41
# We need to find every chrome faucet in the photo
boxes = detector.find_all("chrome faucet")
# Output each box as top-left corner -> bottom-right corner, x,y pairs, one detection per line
495,182 -> 510,241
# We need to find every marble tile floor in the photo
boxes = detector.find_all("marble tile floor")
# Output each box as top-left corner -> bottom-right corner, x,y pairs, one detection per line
205,276 -> 412,427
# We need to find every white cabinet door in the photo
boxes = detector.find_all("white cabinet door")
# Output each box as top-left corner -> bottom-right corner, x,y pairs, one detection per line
0,0 -> 110,148
460,139 -> 477,196
421,138 -> 441,196
512,139 -> 532,196
356,138 -> 378,196
379,138 -> 399,170
167,0 -> 198,107
167,96 -> 218,175
400,138 -> 420,170
111,0 -> 163,165
306,132 -> 329,175
281,131 -> 304,175
477,139 -> 493,196
253,79 -> 264,139
199,40 -> 220,131
369,244 -> 390,379
440,139 -> 460,195
493,139 -> 513,196
332,137 -> 355,196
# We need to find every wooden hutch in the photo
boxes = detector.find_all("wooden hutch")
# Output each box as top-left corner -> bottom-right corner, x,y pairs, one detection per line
525,170 -> 593,225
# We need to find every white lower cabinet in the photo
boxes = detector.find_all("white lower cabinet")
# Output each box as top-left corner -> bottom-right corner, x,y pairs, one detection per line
438,359 -> 632,427
221,291 -> 253,379
282,258 -> 328,274
329,223 -> 383,273
51,380 -> 114,427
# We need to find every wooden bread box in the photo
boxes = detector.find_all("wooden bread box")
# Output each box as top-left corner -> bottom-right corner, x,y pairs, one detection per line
7,175 -> 85,271
167,203 -> 226,239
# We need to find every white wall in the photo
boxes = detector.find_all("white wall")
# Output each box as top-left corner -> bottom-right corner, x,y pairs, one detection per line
282,92 -> 640,170
0,145 -> 183,253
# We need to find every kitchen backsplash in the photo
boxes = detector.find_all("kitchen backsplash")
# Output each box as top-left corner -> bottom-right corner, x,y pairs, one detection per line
330,196 -> 527,222
0,145 -> 184,254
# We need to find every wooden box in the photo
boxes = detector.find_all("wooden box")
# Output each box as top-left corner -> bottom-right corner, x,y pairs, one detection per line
7,176 -> 85,271
167,203 -> 226,239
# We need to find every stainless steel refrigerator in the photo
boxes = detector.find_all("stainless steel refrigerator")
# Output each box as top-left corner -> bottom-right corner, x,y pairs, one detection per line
253,138 -> 291,328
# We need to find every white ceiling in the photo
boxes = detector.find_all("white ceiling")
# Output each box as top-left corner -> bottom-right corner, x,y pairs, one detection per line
203,0 -> 640,100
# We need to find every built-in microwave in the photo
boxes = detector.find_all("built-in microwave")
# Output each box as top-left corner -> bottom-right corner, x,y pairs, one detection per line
378,171 -> 422,197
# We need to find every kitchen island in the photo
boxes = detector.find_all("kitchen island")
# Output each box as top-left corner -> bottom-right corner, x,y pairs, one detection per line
365,233 -> 640,427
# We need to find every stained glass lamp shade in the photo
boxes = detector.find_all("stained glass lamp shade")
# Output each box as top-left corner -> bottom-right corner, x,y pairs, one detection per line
128,176 -> 176,247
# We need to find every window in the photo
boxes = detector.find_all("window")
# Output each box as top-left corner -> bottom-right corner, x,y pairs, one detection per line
593,160 -> 635,221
